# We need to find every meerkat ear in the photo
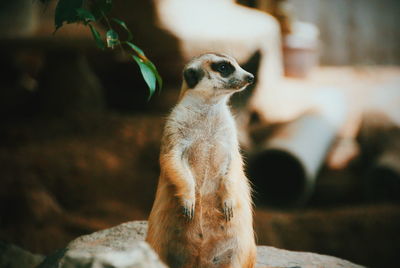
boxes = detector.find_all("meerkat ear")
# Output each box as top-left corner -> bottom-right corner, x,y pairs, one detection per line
184,67 -> 204,88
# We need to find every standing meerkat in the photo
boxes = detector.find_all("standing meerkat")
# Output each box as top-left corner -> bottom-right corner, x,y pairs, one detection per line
147,53 -> 256,268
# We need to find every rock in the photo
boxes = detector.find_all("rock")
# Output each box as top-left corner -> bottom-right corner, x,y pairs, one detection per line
59,242 -> 164,268
38,221 -> 166,268
0,241 -> 44,268
39,221 -> 364,268
67,220 -> 148,249
256,246 -> 364,268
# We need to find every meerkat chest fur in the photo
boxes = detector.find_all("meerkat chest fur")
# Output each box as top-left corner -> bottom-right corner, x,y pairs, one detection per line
164,94 -> 237,194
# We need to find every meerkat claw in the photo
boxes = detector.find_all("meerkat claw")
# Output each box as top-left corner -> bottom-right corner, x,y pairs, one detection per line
223,201 -> 233,222
182,203 -> 195,221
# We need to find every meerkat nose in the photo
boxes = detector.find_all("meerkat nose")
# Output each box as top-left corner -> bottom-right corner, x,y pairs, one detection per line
245,74 -> 255,84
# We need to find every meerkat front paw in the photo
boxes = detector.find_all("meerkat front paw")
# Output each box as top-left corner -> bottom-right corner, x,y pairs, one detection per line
181,198 -> 195,221
222,199 -> 234,222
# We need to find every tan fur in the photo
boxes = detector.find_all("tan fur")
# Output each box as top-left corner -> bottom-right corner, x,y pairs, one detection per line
147,53 -> 256,268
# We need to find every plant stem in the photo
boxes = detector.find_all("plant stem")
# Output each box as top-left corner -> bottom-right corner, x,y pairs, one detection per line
101,10 -> 113,30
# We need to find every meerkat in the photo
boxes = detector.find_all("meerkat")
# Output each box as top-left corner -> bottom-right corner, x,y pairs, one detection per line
146,53 -> 256,268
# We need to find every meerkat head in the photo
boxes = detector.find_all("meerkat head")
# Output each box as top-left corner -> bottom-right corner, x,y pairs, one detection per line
181,53 -> 254,99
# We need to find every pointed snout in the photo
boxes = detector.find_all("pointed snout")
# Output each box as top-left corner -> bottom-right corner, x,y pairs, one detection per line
245,73 -> 255,85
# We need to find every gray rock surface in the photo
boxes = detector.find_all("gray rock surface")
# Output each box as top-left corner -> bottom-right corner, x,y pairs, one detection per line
59,241 -> 165,268
256,246 -> 364,268
38,221 -> 166,268
38,220 -> 364,268
0,241 -> 44,268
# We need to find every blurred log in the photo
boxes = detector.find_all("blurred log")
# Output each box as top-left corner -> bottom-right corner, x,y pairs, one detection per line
358,78 -> 400,201
248,113 -> 339,207
366,150 -> 400,202
359,112 -> 400,202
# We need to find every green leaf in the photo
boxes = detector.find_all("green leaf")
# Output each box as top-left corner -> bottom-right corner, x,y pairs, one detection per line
112,18 -> 133,41
106,29 -> 119,49
89,24 -> 105,50
146,60 -> 163,90
132,55 -> 157,100
124,41 -> 146,58
76,8 -> 96,24
126,42 -> 162,91
55,0 -> 84,31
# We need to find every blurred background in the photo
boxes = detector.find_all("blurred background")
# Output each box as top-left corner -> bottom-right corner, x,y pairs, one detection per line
0,0 -> 399,267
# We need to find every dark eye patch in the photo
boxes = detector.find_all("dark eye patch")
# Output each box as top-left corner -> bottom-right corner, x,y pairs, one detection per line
211,61 -> 235,77
184,67 -> 204,88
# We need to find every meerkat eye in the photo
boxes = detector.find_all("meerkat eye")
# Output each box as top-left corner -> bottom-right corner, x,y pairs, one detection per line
211,61 -> 235,77
218,63 -> 227,72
